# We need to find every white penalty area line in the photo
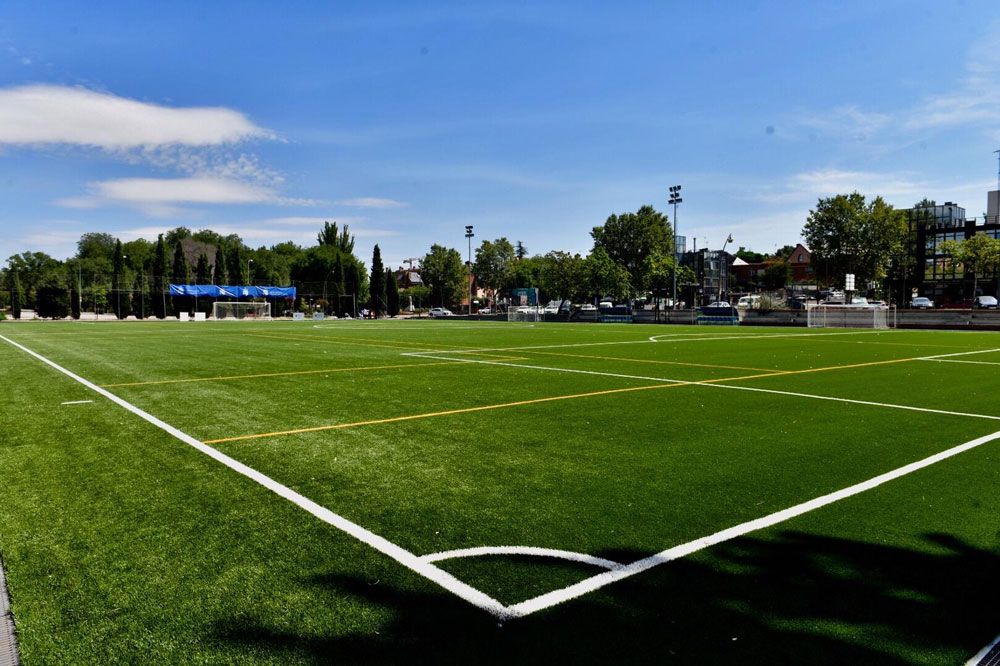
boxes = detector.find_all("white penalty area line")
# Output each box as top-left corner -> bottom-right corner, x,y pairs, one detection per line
403,353 -> 1000,423
60,400 -> 94,405
0,334 -> 513,620
509,427 -> 1000,617
408,329 -> 900,357
917,348 -> 1000,366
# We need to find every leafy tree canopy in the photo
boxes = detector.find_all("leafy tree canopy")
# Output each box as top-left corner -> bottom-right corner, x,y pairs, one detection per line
591,205 -> 673,296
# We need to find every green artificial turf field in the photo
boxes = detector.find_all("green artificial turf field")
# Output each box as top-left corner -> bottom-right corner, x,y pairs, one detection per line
1,319 -> 1000,664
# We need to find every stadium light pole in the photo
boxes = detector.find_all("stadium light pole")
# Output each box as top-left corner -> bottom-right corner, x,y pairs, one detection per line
669,185 -> 683,310
465,225 -> 474,316
247,258 -> 253,286
719,234 -> 733,302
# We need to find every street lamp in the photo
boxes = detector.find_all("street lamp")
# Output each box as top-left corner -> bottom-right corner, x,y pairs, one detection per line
720,234 -> 733,302
465,225 -> 474,316
669,185 -> 683,310
246,258 -> 253,285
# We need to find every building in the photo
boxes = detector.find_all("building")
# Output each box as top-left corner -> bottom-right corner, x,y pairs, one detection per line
393,267 -> 423,290
680,248 -> 732,305
729,243 -> 815,288
906,191 -> 1000,303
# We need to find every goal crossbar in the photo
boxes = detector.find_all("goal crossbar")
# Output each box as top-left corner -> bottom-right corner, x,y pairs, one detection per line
807,304 -> 889,329
212,301 -> 272,320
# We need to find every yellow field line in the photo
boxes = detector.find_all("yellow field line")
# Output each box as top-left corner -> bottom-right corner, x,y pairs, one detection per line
247,332 -> 436,351
100,361 -> 465,388
201,352 -> 934,445
202,381 -> 693,444
523,349 -> 773,372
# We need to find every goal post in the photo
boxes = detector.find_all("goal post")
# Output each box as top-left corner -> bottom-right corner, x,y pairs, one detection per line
212,301 -> 272,320
507,306 -> 541,322
807,304 -> 889,329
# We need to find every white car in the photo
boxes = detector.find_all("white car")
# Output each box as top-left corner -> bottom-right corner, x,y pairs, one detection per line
707,301 -> 732,308
428,307 -> 453,317
578,304 -> 597,311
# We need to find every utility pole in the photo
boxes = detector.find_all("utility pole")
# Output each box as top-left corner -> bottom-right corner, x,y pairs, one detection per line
669,185 -> 683,310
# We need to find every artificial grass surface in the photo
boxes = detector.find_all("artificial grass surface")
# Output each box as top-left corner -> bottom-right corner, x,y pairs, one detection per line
1,320 -> 999,664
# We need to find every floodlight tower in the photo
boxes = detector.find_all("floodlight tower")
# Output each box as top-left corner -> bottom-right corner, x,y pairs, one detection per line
669,185 -> 683,310
994,148 -> 1000,192
465,225 -> 474,315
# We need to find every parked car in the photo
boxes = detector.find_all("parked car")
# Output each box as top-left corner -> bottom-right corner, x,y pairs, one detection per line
707,301 -> 732,308
973,296 -> 998,309
578,303 -> 597,311
428,307 -> 453,317
736,295 -> 760,309
940,299 -> 974,310
478,307 -> 491,314
909,297 -> 933,309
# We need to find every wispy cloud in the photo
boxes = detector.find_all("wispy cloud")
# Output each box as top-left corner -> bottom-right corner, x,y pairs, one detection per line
0,84 -> 274,148
54,177 -> 324,215
334,197 -> 408,209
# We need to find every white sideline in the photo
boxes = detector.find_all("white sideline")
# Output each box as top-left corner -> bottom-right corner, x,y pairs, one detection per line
406,351 -> 1000,422
0,334 -> 513,620
412,329 -> 899,357
967,633 -> 1000,666
918,348 -> 1000,361
421,546 -> 624,571
508,428 -> 1000,617
921,359 -> 1000,366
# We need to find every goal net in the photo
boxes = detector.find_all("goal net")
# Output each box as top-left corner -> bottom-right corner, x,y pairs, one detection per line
807,304 -> 888,329
212,301 -> 272,320
507,306 -> 541,322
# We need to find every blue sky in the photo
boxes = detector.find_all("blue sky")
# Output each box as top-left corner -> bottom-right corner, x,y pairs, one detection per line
2,0 -> 999,269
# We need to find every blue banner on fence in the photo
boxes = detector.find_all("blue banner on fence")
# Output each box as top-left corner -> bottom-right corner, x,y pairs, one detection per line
169,284 -> 296,299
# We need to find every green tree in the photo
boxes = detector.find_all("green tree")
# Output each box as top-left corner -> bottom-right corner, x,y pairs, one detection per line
318,221 -> 355,255
540,251 -> 587,303
591,205 -> 673,297
515,241 -> 528,260
213,247 -> 227,285
112,239 -> 128,319
151,234 -> 170,318
421,245 -> 465,308
761,260 -> 790,290
938,233 -> 1000,299
386,269 -> 400,316
132,271 -> 147,319
171,241 -> 191,316
585,247 -> 631,302
370,244 -> 386,316
36,275 -> 69,319
803,193 -> 907,288
642,251 -> 694,301
195,253 -> 211,284
474,238 -> 516,306
11,269 -> 22,319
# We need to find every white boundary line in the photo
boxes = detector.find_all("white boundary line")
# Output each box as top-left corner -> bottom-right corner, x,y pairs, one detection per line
918,348 -> 1000,360
967,633 -> 1000,665
0,334 -> 513,620
421,546 -> 624,571
60,400 -> 94,405
508,428 -> 1000,617
920,359 -> 1000,366
403,352 -> 1000,423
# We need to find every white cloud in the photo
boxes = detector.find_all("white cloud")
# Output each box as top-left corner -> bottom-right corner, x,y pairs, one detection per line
335,197 -> 409,209
0,84 -> 273,148
54,177 -> 324,213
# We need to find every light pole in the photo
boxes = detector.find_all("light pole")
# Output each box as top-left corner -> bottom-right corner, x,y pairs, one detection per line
669,185 -> 683,310
465,225 -> 474,316
246,258 -> 253,285
719,234 -> 733,302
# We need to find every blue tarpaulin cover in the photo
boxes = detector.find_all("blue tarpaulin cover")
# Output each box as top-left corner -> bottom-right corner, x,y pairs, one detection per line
169,284 -> 296,298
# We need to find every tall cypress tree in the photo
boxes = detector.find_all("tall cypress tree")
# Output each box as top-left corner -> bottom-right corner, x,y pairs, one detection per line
151,234 -> 170,318
227,245 -> 243,285
132,271 -> 146,319
370,245 -> 385,317
171,242 -> 191,315
386,268 -> 399,316
11,269 -> 22,320
213,247 -> 227,285
112,239 -> 127,319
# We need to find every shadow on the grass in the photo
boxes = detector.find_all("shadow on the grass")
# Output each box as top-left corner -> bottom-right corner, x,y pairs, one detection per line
213,531 -> 1000,665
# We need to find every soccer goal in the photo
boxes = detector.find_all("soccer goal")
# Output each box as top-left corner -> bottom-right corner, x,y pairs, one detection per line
212,301 -> 272,320
807,304 -> 889,329
507,306 -> 541,322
